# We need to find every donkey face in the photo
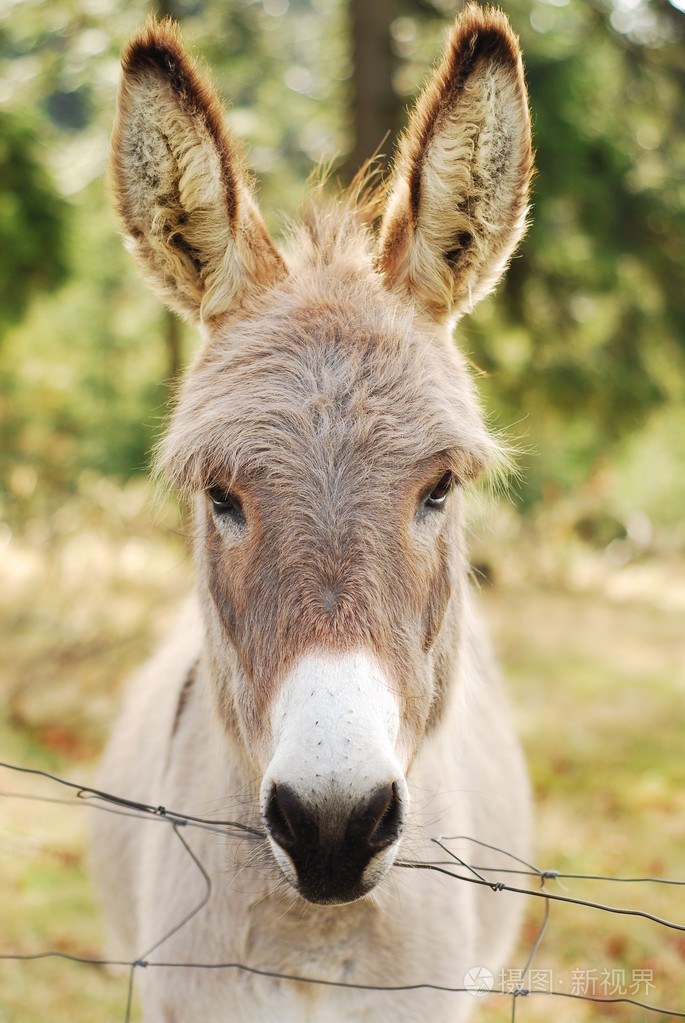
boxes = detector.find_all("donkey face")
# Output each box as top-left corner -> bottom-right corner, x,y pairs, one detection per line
112,5 -> 531,904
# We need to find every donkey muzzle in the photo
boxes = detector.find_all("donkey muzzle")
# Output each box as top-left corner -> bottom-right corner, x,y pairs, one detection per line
262,778 -> 406,904
260,651 -> 408,904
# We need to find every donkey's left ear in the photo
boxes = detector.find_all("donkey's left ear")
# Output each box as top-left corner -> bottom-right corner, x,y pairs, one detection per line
376,4 -> 533,323
111,18 -> 286,325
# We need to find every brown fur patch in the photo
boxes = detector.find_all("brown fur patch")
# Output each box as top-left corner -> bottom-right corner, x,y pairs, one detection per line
170,658 -> 198,740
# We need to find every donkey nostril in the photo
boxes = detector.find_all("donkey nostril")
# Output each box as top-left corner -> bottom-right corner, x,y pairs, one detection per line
264,785 -> 295,852
263,778 -> 405,902
367,781 -> 404,852
264,783 -> 304,854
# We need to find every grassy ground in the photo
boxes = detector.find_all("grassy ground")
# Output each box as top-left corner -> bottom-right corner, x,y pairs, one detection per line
1,484 -> 683,1022
477,584 -> 685,1021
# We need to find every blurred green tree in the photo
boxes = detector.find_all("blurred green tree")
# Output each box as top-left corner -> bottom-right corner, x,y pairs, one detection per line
473,0 -> 685,504
0,113 -> 68,332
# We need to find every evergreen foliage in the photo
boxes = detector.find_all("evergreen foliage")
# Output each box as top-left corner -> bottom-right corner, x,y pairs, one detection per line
0,113 -> 68,330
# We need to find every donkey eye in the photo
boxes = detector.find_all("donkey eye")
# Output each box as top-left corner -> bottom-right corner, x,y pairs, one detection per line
208,486 -> 245,524
424,472 -> 453,510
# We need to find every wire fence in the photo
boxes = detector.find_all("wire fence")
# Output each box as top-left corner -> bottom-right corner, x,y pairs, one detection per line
1,758 -> 684,1022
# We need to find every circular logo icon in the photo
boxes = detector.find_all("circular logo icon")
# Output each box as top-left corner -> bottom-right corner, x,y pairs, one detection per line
464,965 -> 494,995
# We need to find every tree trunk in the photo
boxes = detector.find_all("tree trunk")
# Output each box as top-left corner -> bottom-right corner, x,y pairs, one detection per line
343,0 -> 399,182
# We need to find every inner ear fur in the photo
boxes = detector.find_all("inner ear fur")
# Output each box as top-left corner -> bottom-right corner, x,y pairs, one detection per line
376,4 -> 533,323
111,18 -> 285,324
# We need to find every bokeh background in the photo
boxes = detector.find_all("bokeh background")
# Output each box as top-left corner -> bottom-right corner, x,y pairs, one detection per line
0,0 -> 684,1020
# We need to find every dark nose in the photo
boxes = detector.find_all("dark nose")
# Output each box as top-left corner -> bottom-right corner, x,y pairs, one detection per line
263,781 -> 405,904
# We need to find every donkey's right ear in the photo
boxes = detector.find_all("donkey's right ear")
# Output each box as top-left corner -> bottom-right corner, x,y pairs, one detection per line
111,19 -> 286,325
376,4 -> 532,324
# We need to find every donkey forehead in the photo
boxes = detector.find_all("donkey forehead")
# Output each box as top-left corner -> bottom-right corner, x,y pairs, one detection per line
163,284 -> 495,492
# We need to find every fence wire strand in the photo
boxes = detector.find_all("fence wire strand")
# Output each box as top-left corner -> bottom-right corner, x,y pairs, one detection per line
1,759 -> 684,1020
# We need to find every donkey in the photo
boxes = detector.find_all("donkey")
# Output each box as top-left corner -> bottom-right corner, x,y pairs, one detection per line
90,6 -> 533,1021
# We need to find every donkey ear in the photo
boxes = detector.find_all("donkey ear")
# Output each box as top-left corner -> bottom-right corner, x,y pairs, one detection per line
376,4 -> 532,323
111,19 -> 286,325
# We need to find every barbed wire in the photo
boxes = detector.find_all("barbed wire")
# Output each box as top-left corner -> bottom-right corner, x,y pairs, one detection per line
1,759 -> 684,1022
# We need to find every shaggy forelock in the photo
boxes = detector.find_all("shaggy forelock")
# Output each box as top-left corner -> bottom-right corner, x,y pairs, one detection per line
158,196 -> 499,496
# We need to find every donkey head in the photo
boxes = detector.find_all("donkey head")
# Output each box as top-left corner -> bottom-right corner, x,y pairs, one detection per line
112,5 -> 532,905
